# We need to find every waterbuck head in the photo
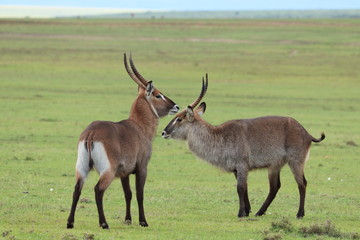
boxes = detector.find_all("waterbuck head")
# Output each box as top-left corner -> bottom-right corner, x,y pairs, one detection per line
162,74 -> 208,140
124,53 -> 179,118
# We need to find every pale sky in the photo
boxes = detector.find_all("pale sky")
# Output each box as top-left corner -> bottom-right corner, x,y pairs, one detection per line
2,0 -> 360,11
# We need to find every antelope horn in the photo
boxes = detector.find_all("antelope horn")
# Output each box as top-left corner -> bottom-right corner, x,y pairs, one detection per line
189,73 -> 208,109
129,53 -> 149,87
124,53 -> 146,88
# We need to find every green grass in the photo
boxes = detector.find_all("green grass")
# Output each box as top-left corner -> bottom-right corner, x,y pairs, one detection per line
0,18 -> 359,239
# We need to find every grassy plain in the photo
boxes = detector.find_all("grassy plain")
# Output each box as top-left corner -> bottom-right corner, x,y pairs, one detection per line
0,18 -> 359,239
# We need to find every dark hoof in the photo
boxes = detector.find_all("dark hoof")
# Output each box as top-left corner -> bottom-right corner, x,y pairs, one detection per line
100,222 -> 109,229
255,211 -> 265,217
139,221 -> 148,227
124,219 -> 132,225
67,222 -> 74,229
296,210 -> 304,219
238,212 -> 247,218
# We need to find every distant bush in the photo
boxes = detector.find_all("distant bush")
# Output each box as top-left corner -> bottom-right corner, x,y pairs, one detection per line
263,218 -> 360,240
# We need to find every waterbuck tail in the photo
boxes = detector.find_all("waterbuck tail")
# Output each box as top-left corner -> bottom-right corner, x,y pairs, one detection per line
84,136 -> 94,169
312,133 -> 325,143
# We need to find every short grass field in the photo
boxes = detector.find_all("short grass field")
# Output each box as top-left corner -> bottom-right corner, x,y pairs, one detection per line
0,18 -> 359,239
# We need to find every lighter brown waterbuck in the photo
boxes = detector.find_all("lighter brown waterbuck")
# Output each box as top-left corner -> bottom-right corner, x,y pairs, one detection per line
67,53 -> 179,229
162,74 -> 325,219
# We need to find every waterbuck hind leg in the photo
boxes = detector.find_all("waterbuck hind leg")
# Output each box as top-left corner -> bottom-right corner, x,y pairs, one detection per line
289,162 -> 307,218
296,175 -> 307,218
94,183 -> 109,229
255,168 -> 281,217
121,176 -> 133,224
94,172 -> 115,229
67,178 -> 85,229
136,169 -> 148,227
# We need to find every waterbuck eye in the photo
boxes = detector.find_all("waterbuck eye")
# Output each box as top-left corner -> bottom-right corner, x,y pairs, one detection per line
177,118 -> 182,122
155,95 -> 162,99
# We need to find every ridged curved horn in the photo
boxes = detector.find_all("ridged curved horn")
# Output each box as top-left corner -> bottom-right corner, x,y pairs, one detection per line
189,73 -> 208,109
124,53 -> 146,88
129,53 -> 149,87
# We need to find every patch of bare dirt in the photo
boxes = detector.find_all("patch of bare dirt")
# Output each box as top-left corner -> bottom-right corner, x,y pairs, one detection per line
346,140 -> 358,147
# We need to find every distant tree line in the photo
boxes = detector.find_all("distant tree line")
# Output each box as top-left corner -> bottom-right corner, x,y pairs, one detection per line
85,10 -> 360,19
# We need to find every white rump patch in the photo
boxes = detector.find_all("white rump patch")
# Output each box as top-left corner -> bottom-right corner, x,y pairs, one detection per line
76,141 -> 111,179
91,142 -> 111,176
76,141 -> 90,179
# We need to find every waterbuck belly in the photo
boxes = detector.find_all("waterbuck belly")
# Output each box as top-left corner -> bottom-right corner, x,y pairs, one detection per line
248,145 -> 287,169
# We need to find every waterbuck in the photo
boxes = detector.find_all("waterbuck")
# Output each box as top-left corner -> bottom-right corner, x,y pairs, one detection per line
67,53 -> 179,229
162,74 -> 325,219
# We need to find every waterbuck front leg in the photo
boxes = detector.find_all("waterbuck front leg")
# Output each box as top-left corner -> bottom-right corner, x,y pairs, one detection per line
244,189 -> 251,216
121,176 -> 132,224
94,172 -> 115,229
234,171 -> 251,216
235,169 -> 250,217
255,167 -> 281,217
67,178 -> 85,229
136,168 -> 148,227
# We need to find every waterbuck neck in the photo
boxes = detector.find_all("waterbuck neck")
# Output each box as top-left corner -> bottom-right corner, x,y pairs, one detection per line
129,96 -> 159,140
186,119 -> 241,172
187,120 -> 219,157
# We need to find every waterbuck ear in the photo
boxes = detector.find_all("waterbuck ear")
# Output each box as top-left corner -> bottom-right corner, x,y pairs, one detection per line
186,106 -> 194,122
146,81 -> 154,98
196,102 -> 206,116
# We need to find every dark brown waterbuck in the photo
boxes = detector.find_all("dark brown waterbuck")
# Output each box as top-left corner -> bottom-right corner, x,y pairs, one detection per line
162,74 -> 325,219
67,53 -> 179,229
